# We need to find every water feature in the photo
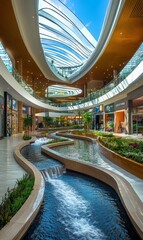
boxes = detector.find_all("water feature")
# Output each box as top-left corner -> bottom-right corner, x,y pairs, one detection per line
21,137 -> 140,240
52,139 -> 100,163
21,138 -> 63,170
52,138 -> 143,201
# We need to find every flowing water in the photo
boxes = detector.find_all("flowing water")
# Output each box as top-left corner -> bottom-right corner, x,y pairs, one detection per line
21,138 -> 140,240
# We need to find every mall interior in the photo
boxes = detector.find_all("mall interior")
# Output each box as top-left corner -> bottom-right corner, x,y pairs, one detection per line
0,0 -> 143,239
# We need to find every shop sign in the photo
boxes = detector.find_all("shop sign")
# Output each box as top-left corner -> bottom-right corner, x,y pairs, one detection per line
105,104 -> 114,113
115,101 -> 126,110
93,105 -> 103,113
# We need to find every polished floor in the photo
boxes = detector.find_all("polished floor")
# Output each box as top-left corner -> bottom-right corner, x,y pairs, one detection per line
0,134 -> 25,202
0,133 -> 143,204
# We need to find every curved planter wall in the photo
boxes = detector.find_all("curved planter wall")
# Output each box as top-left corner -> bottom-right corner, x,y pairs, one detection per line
97,139 -> 143,180
41,132 -> 143,239
0,140 -> 45,240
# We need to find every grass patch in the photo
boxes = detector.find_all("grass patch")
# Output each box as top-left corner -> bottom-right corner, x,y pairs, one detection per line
92,131 -> 113,137
99,137 -> 143,164
0,174 -> 34,229
47,138 -> 68,144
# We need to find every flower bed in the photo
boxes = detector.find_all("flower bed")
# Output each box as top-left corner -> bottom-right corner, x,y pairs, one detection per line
99,137 -> 143,164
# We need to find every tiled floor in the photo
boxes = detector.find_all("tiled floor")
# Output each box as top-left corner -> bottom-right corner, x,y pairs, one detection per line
0,134 -> 25,203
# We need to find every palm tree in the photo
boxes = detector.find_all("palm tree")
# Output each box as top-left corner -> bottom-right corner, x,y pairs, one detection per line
82,111 -> 92,131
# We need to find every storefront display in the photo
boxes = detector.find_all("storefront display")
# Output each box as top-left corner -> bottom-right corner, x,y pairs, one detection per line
105,104 -> 114,132
93,105 -> 103,130
4,92 -> 18,136
114,100 -> 127,133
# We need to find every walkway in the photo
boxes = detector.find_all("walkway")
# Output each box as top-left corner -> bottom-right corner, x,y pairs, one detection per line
0,134 -> 25,203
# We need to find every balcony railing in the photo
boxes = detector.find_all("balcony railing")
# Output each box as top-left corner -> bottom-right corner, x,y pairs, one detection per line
0,42 -> 143,110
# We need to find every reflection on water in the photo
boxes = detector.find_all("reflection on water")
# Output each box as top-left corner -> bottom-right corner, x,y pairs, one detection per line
53,139 -> 98,163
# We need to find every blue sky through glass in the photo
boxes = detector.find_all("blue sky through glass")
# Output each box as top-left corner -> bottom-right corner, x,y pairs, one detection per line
60,0 -> 109,40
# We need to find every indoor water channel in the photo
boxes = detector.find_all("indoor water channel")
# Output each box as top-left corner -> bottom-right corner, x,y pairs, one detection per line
21,137 -> 140,240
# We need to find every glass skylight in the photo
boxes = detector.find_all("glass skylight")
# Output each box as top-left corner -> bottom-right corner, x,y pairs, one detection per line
38,0 -> 97,80
45,84 -> 82,97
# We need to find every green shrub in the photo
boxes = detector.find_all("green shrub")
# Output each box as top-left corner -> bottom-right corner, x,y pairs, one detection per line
23,135 -> 32,140
99,137 -> 143,164
93,131 -> 113,137
0,174 -> 34,229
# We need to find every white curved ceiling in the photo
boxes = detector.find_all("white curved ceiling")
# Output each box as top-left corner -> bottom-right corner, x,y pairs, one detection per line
11,0 -> 125,83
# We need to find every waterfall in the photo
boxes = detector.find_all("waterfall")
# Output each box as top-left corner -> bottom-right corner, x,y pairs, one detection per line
41,165 -> 66,181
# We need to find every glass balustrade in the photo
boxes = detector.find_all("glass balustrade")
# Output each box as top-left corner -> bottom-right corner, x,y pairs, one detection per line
0,42 -> 143,109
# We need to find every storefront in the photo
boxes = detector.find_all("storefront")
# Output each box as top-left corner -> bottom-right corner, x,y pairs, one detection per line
114,99 -> 127,133
92,105 -> 104,131
127,85 -> 143,134
12,98 -> 18,134
104,104 -> 114,132
132,97 -> 143,134
4,92 -> 18,136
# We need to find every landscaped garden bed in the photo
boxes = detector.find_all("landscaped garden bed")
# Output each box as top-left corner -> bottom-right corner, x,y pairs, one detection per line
72,130 -> 113,138
98,137 -> 143,179
0,174 -> 34,229
99,137 -> 143,164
